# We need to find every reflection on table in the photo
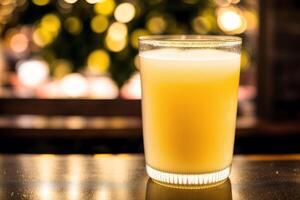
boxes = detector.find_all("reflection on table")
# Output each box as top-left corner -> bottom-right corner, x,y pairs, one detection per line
146,178 -> 232,200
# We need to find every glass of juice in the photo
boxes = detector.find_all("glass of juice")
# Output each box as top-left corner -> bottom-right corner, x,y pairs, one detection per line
139,35 -> 242,185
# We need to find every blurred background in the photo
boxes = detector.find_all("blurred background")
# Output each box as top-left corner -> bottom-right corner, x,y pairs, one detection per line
0,0 -> 299,153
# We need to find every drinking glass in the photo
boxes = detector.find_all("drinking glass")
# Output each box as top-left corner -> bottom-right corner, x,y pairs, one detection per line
139,35 -> 242,185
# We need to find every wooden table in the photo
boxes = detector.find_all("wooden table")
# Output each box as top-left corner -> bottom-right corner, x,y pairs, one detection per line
0,154 -> 299,199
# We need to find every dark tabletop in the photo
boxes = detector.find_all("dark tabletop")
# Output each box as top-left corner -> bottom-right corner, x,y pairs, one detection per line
0,154 -> 299,200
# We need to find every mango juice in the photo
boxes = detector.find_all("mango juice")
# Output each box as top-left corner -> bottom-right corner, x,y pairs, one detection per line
140,49 -> 240,173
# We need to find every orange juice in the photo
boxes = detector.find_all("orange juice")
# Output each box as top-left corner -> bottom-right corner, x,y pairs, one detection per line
140,49 -> 240,173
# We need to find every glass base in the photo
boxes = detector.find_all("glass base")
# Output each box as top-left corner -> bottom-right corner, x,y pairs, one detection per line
146,165 -> 230,186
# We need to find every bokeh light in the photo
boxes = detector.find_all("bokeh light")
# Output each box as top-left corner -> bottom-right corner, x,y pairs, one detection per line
94,0 -> 115,16
88,76 -> 119,99
33,13 -> 61,47
121,72 -> 141,99
105,22 -> 127,52
244,10 -> 258,32
64,17 -> 82,35
105,35 -> 127,52
52,59 -> 72,79
217,6 -> 247,34
192,16 -> 212,34
107,22 -> 127,40
41,14 -> 61,34
114,2 -> 135,23
85,0 -> 99,4
130,29 -> 149,49
87,49 -> 110,74
9,33 -> 29,53
64,0 -> 78,4
17,59 -> 49,88
146,16 -> 166,34
60,73 -> 88,98
32,0 -> 50,6
90,15 -> 109,33
33,27 -> 54,47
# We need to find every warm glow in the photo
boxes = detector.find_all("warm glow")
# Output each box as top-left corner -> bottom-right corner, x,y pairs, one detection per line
53,59 -> 72,79
60,73 -> 88,98
41,14 -> 61,34
32,0 -> 50,6
244,10 -> 258,32
107,22 -> 127,40
130,29 -> 149,49
17,59 -> 49,88
192,16 -> 212,34
88,76 -> 119,99
64,0 -> 78,4
85,0 -> 99,4
33,27 -> 53,47
105,22 -> 127,52
105,35 -> 127,52
64,17 -> 82,34
9,33 -> 29,53
217,7 -> 247,34
87,49 -> 110,74
95,186 -> 111,199
94,0 -> 115,16
65,116 -> 86,129
231,0 -> 240,4
33,14 -> 61,46
146,16 -> 166,34
121,72 -> 141,99
90,15 -> 109,33
114,2 -> 135,23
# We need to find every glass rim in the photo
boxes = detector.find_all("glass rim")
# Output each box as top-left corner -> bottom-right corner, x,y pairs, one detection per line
139,35 -> 242,48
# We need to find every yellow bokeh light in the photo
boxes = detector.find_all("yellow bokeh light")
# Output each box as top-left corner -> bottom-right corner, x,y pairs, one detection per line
33,27 -> 54,47
32,0 -> 50,6
53,59 -> 72,79
217,7 -> 247,34
192,16 -> 212,34
107,22 -> 127,40
94,0 -> 115,16
10,33 -> 29,53
64,0 -> 78,4
64,17 -> 82,35
146,16 -> 166,34
90,15 -> 109,33
41,14 -> 61,34
105,22 -> 127,52
130,29 -> 149,49
114,2 -> 135,23
87,49 -> 110,74
105,35 -> 127,52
